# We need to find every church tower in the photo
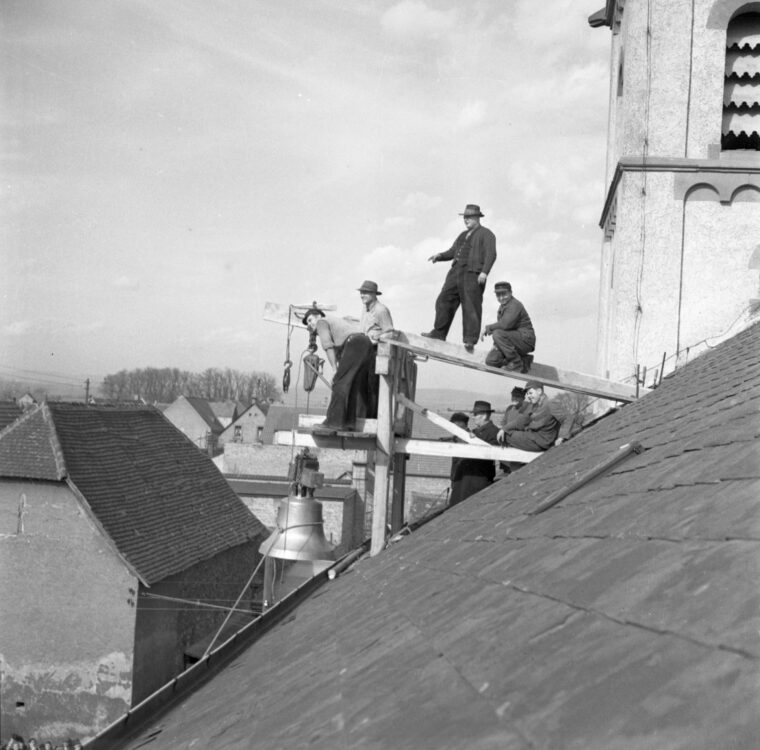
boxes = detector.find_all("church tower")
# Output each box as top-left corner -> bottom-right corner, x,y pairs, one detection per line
589,0 -> 760,385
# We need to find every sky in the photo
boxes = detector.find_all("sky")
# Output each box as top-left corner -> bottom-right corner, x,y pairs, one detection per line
1,0 -> 612,400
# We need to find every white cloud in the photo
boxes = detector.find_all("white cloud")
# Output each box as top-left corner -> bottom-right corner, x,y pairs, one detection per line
403,192 -> 442,211
381,1 -> 457,40
200,327 -> 261,346
456,100 -> 486,130
3,320 -> 33,336
383,215 -> 415,228
112,275 -> 140,290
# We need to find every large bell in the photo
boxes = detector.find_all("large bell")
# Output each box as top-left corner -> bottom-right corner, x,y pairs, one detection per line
259,492 -> 335,562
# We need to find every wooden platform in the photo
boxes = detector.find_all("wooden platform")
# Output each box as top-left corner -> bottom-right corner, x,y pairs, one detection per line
264,301 -> 646,556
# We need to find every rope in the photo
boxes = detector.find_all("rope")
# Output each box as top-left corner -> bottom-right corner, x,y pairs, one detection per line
200,539 -> 273,659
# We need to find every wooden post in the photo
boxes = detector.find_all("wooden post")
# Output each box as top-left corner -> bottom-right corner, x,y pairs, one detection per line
371,343 -> 393,555
389,351 -> 415,533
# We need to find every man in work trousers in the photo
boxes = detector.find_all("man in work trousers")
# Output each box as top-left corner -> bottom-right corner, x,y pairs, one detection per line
499,381 -> 560,452
483,281 -> 536,373
303,307 -> 373,431
422,204 -> 496,353
449,400 -> 500,506
358,279 -> 394,418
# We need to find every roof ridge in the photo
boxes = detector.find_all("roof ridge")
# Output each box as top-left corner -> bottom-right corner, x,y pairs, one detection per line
40,403 -> 68,480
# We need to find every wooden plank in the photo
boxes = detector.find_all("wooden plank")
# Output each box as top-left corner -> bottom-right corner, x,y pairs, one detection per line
382,331 -> 645,402
263,301 -> 352,326
395,393 -> 488,445
394,437 -> 541,464
276,431 -> 542,463
298,414 -> 377,433
273,431 -> 374,450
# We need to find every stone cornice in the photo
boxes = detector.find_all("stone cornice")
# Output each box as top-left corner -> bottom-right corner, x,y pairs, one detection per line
599,156 -> 760,229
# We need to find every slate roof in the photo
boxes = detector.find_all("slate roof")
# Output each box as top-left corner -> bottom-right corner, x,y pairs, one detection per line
0,401 -> 23,431
0,402 -> 266,585
184,396 -> 225,433
110,322 -> 760,749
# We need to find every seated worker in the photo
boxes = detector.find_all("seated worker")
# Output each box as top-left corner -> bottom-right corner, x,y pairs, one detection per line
496,386 -> 532,473
498,386 -> 531,438
499,381 -> 560,452
449,400 -> 500,506
358,279 -> 394,417
482,281 -> 536,373
303,307 -> 373,431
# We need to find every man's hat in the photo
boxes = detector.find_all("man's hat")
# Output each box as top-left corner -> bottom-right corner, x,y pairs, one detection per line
450,411 -> 469,424
524,380 -> 543,391
494,281 -> 512,293
471,400 -> 494,415
459,204 -> 485,218
357,280 -> 382,295
302,307 -> 325,325
511,386 -> 526,398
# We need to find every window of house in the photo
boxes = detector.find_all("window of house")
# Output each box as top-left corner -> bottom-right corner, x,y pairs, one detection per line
722,11 -> 760,150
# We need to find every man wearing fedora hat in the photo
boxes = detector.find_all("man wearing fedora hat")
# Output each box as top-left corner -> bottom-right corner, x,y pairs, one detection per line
358,280 -> 394,344
449,399 -> 500,506
422,204 -> 496,353
358,279 -> 394,418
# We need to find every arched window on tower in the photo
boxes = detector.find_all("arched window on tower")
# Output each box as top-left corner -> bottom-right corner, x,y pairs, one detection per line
722,11 -> 760,150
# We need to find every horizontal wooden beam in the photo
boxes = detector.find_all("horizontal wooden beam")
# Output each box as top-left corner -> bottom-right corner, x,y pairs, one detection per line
273,430 -> 374,450
274,430 -> 541,463
383,331 -> 644,403
394,437 -> 541,463
298,414 -> 378,433
395,393 -> 488,445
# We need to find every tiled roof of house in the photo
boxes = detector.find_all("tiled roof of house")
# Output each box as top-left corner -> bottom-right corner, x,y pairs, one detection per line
0,401 -> 24,433
0,402 -> 266,585
184,396 -> 225,434
208,400 -> 239,421
252,398 -> 270,416
113,322 -> 760,749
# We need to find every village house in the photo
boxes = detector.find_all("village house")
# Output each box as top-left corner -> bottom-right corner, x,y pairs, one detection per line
217,398 -> 269,448
0,402 -> 267,742
161,395 -> 225,454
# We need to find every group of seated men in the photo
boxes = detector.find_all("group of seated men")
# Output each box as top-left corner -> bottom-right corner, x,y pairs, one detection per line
447,381 -> 578,507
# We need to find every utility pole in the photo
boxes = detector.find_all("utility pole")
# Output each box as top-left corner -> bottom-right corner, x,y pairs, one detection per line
85,378 -> 90,403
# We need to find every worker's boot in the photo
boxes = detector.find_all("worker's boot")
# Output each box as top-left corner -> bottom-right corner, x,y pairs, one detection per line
521,354 -> 534,373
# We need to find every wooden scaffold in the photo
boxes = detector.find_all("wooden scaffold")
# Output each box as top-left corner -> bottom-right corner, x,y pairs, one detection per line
264,303 -> 647,556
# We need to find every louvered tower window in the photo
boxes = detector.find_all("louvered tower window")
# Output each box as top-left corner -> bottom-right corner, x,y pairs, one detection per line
722,12 -> 760,150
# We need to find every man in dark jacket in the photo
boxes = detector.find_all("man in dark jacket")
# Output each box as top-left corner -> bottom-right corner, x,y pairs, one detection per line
500,381 -> 560,451
422,204 -> 496,353
449,400 -> 500,506
483,281 -> 536,372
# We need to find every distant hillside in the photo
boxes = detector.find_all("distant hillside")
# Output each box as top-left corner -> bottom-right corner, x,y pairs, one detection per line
0,377 -> 88,403
277,384 -> 511,415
